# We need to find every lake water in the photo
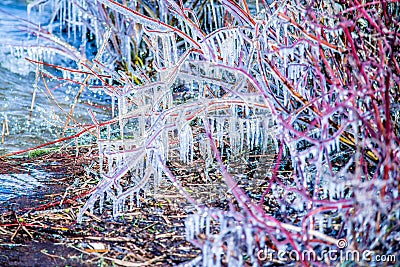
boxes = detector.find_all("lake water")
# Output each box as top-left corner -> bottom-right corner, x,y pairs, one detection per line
0,2 -> 110,200
0,1 -> 111,155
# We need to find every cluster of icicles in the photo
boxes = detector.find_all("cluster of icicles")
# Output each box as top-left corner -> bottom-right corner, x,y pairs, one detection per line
78,77 -> 277,221
185,208 -> 271,267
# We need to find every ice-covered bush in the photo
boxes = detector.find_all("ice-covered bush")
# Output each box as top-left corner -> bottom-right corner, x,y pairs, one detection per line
11,0 -> 400,266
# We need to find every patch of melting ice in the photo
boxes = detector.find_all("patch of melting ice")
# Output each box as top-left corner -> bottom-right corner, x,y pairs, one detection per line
0,170 -> 48,202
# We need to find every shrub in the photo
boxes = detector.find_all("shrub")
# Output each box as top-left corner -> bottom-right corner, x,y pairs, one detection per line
10,0 -> 400,266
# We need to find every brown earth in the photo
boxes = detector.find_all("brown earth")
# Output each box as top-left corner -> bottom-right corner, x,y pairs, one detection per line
0,146 -> 201,267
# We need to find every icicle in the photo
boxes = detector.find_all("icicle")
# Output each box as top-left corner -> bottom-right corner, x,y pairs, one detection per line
205,214 -> 211,236
136,190 -> 141,207
179,123 -> 193,163
194,212 -> 200,235
283,88 -> 288,107
171,34 -> 178,65
162,35 -> 170,67
319,215 -> 324,232
214,245 -> 221,267
67,0 -> 72,39
62,0 -> 66,32
228,117 -> 237,154
203,242 -> 210,267
245,226 -> 253,258
216,117 -> 224,150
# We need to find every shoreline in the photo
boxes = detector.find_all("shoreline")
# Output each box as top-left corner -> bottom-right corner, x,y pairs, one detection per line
0,146 -> 199,266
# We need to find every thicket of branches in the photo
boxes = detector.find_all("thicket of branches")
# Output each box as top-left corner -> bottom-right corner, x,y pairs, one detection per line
5,0 -> 400,266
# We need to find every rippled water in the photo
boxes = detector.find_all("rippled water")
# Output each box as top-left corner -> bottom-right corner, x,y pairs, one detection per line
0,2 -> 110,200
0,2 -> 111,155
